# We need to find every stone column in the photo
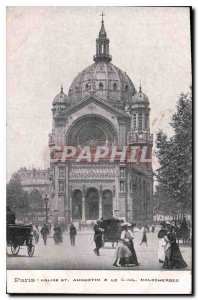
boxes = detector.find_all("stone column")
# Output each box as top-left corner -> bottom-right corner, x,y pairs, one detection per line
114,167 -> 120,218
99,183 -> 103,219
82,184 -> 86,222
112,182 -> 116,217
126,176 -> 132,222
69,183 -> 72,223
143,113 -> 145,130
136,113 -> 139,130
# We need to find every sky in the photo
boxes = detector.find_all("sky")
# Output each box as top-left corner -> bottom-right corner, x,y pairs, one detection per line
6,6 -> 192,180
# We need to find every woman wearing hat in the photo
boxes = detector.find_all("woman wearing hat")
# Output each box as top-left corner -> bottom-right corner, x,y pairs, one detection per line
163,223 -> 187,269
157,222 -> 167,263
113,222 -> 139,267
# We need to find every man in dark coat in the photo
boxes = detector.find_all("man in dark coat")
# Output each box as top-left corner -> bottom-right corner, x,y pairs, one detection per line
53,223 -> 63,244
93,221 -> 104,256
69,223 -> 77,246
40,223 -> 49,245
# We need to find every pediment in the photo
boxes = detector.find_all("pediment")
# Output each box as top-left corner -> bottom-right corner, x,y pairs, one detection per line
58,94 -> 129,119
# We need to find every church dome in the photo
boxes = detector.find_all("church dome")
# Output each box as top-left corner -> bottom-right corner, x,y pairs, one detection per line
53,86 -> 68,105
68,17 -> 136,108
132,86 -> 149,105
68,62 -> 136,107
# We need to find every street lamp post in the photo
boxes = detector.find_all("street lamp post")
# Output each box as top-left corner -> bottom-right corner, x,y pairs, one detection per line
44,194 -> 49,224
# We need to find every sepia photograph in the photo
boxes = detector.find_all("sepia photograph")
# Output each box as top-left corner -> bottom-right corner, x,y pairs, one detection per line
6,6 -> 192,294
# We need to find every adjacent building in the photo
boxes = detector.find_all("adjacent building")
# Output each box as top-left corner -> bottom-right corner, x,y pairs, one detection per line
17,167 -> 50,196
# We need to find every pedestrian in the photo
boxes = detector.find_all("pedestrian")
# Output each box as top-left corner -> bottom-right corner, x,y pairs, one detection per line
151,224 -> 155,233
93,220 -> 104,256
32,224 -> 39,244
180,217 -> 189,244
157,222 -> 167,263
162,223 -> 187,269
113,222 -> 139,267
140,226 -> 148,246
40,223 -> 49,245
53,223 -> 63,245
69,223 -> 77,246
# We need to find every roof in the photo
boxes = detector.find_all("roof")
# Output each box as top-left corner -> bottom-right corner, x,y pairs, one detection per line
58,94 -> 130,119
53,87 -> 68,105
132,87 -> 149,105
67,62 -> 136,109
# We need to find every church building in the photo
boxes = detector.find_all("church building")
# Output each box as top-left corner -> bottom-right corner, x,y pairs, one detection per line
48,16 -> 153,226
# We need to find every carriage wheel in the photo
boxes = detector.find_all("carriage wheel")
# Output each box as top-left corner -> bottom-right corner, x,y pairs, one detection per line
27,236 -> 35,257
11,244 -> 20,255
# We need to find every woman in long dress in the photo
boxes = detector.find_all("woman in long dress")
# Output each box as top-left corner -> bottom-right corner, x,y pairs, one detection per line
163,224 -> 188,269
157,223 -> 167,263
113,223 -> 139,267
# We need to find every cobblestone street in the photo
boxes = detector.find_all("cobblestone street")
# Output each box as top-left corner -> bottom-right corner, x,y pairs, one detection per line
7,230 -> 191,270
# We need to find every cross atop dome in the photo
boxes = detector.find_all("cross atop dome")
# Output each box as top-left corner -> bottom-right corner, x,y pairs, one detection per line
139,79 -> 142,92
100,12 -> 105,21
99,12 -> 106,37
93,13 -> 112,63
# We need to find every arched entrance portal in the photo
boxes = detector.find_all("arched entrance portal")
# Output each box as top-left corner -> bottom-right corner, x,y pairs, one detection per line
102,190 -> 113,219
85,188 -> 99,220
72,190 -> 82,220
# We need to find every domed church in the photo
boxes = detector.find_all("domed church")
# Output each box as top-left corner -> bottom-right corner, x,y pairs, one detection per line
49,15 -> 153,226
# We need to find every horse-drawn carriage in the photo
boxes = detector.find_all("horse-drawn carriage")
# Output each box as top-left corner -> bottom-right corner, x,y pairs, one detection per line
7,224 -> 35,257
100,218 -> 123,248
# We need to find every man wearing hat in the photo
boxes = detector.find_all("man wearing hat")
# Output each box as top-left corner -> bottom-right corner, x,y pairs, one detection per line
93,220 -> 104,256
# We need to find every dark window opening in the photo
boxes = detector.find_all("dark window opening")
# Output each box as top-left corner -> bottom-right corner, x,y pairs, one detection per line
99,82 -> 104,90
113,83 -> 117,90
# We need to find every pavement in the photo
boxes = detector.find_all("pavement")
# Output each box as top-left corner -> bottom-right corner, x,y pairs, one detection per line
7,230 -> 192,270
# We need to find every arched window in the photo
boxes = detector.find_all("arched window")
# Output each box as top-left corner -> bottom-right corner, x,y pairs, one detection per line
145,114 -> 149,129
125,85 -> 128,91
113,83 -> 117,91
75,85 -> 78,93
133,114 -> 136,128
86,82 -> 91,91
99,82 -> 104,90
139,113 -> 143,131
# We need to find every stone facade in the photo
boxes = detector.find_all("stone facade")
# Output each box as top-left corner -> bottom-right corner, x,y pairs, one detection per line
17,167 -> 50,195
49,17 -> 153,225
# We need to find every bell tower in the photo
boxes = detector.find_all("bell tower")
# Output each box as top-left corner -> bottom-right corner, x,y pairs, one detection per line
93,12 -> 112,63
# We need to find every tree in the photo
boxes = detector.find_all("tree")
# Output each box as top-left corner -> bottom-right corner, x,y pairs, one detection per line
155,89 -> 192,217
29,189 -> 44,212
6,172 -> 30,213
170,89 -> 192,212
